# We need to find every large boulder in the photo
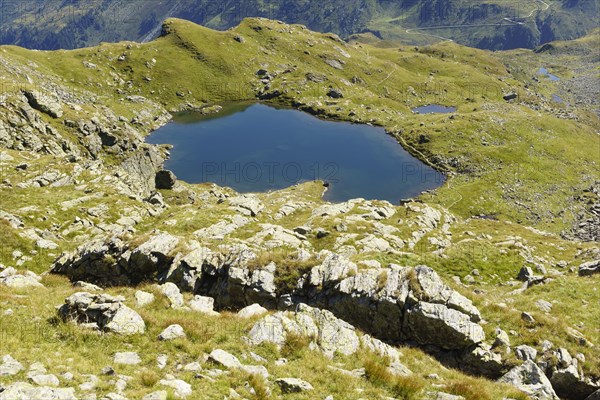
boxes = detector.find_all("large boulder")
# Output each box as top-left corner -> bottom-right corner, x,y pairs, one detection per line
22,90 -> 63,118
155,170 -> 177,189
247,304 -> 406,362
128,233 -> 179,276
404,302 -> 485,350
0,269 -> 44,289
499,360 -> 558,399
58,292 -> 145,335
229,195 -> 264,216
53,233 -> 179,286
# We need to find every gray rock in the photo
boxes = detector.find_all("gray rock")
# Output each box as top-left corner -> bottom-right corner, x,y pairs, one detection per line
247,304 -> 360,357
1,271 -> 44,289
503,92 -> 518,101
59,292 -> 146,335
556,347 -> 573,368
74,281 -> 104,291
142,391 -> 168,400
158,324 -> 186,341
155,170 -> 177,189
159,282 -> 185,309
535,300 -> 553,312
493,328 -> 511,348
158,379 -> 192,398
183,362 -> 202,372
114,352 -> 141,365
229,195 -> 264,216
517,267 -> 534,281
404,302 -> 485,350
324,59 -> 344,70
23,90 -> 64,118
426,392 -> 466,400
237,304 -> 268,319
579,260 -> 600,276
105,393 -> 128,400
130,233 -> 179,276
157,354 -> 168,370
0,382 -> 76,400
514,345 -> 537,361
104,304 -> 146,335
521,312 -> 536,323
208,349 -> 242,369
327,88 -> 343,99
499,360 -> 558,399
240,364 -> 269,379
459,343 -> 504,377
0,355 -> 24,376
29,374 -> 60,387
135,290 -> 155,306
276,378 -> 314,393
189,295 -> 216,314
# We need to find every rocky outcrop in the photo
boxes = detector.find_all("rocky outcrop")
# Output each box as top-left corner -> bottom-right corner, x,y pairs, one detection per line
579,260 -> 600,276
22,90 -> 63,118
499,360 -> 558,399
247,304 -> 363,358
58,292 -> 145,335
298,259 -> 483,351
52,232 -> 179,286
53,236 -> 488,368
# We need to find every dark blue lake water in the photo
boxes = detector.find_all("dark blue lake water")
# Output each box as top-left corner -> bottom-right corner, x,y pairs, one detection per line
147,103 -> 445,203
412,105 -> 456,114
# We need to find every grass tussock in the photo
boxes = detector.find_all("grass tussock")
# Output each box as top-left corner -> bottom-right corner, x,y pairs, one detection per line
363,357 -> 425,400
281,332 -> 312,360
247,247 -> 316,296
247,373 -> 270,400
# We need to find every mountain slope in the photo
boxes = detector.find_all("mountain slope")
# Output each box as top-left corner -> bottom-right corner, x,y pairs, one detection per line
0,0 -> 597,50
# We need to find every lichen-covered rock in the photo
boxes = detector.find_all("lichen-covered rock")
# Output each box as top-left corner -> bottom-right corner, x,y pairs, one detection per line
58,292 -> 145,335
247,304 -> 360,357
0,382 -> 76,400
276,378 -> 314,393
237,303 -> 268,319
499,360 -> 558,399
22,90 -> 63,118
404,302 -> 485,350
0,355 -> 24,376
158,324 -> 186,341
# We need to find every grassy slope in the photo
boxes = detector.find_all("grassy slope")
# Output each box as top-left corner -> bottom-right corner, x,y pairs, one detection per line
3,17 -> 597,232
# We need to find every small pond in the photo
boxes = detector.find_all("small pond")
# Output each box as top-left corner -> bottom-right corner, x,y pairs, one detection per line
412,105 -> 457,114
147,103 -> 445,203
537,67 -> 560,81
552,94 -> 564,103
